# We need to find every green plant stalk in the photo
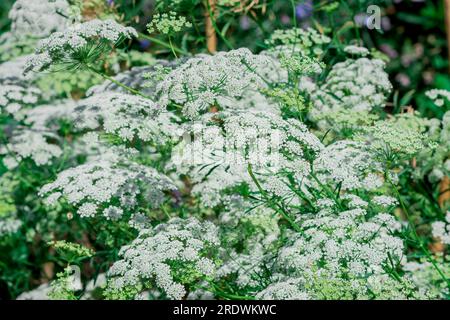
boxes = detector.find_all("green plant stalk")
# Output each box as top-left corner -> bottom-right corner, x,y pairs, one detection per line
168,36 -> 178,59
205,0 -> 234,50
387,176 -> 450,288
138,33 -> 189,56
247,164 -> 302,233
87,65 -> 153,100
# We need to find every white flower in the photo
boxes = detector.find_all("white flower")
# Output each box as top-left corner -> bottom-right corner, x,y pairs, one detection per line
0,129 -> 62,167
156,48 -> 286,119
8,0 -> 70,38
25,19 -> 137,73
344,45 -> 370,56
106,218 -> 219,299
426,89 -> 450,107
73,92 -> 178,143
39,159 -> 176,220
431,212 -> 450,245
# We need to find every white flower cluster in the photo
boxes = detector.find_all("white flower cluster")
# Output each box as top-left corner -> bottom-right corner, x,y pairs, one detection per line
283,207 -> 404,277
313,140 -> 384,191
0,84 -> 42,119
25,19 -> 137,73
255,278 -> 309,300
23,99 -> 76,130
254,204 -> 409,299
106,218 -> 219,299
147,11 -> 192,35
1,129 -> 63,169
0,55 -> 33,84
403,259 -> 449,298
303,57 -> 392,122
265,28 -> 331,57
0,217 -> 22,237
170,109 -> 323,206
39,159 -> 176,220
431,212 -> 450,245
8,0 -> 70,38
72,92 -> 178,143
413,111 -> 450,182
425,89 -> 450,107
156,48 -> 285,118
372,195 -> 398,208
344,45 -> 370,56
362,114 -> 431,157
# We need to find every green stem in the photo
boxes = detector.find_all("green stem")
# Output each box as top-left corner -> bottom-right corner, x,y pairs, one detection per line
205,0 -> 234,50
87,66 -> 153,100
247,164 -> 302,233
168,36 -> 178,59
387,176 -> 450,288
138,33 -> 189,56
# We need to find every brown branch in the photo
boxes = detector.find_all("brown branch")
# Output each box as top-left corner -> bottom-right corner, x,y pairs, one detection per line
439,1 -> 450,209
205,0 -> 218,53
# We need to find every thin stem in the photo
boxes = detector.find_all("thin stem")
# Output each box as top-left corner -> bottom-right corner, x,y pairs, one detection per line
248,164 -> 302,233
205,0 -> 234,51
290,0 -> 297,29
168,36 -> 178,59
87,66 -> 153,100
387,176 -> 450,288
138,33 -> 189,56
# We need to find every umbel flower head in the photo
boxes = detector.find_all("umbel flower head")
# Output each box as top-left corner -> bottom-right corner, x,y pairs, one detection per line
39,158 -> 176,221
25,19 -> 137,73
302,53 -> 392,123
8,0 -> 70,39
254,200 -> 424,300
72,92 -> 168,142
0,129 -> 63,169
105,217 -> 219,300
170,108 -> 323,206
0,84 -> 42,120
155,48 -> 286,119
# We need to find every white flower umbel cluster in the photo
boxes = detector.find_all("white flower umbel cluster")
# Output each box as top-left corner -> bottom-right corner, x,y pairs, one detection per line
255,278 -> 309,300
39,159 -> 176,220
0,217 -> 22,237
415,111 -> 450,182
106,217 -> 219,300
72,92 -> 178,143
254,203 -> 421,299
343,45 -> 370,57
0,84 -> 42,119
361,113 -> 432,159
404,258 -> 450,298
215,197 -> 280,289
0,129 -> 63,169
0,55 -> 33,84
431,212 -> 450,245
265,28 -> 331,57
147,11 -> 192,35
303,56 -> 392,123
313,140 -> 384,191
425,89 -> 450,107
283,207 -> 404,277
156,48 -> 286,118
23,99 -> 76,131
25,19 -> 137,73
8,0 -> 70,38
170,109 -> 323,206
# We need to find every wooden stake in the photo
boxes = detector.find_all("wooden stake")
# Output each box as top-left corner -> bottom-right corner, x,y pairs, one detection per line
439,176 -> 450,208
440,0 -> 450,208
205,0 -> 218,53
